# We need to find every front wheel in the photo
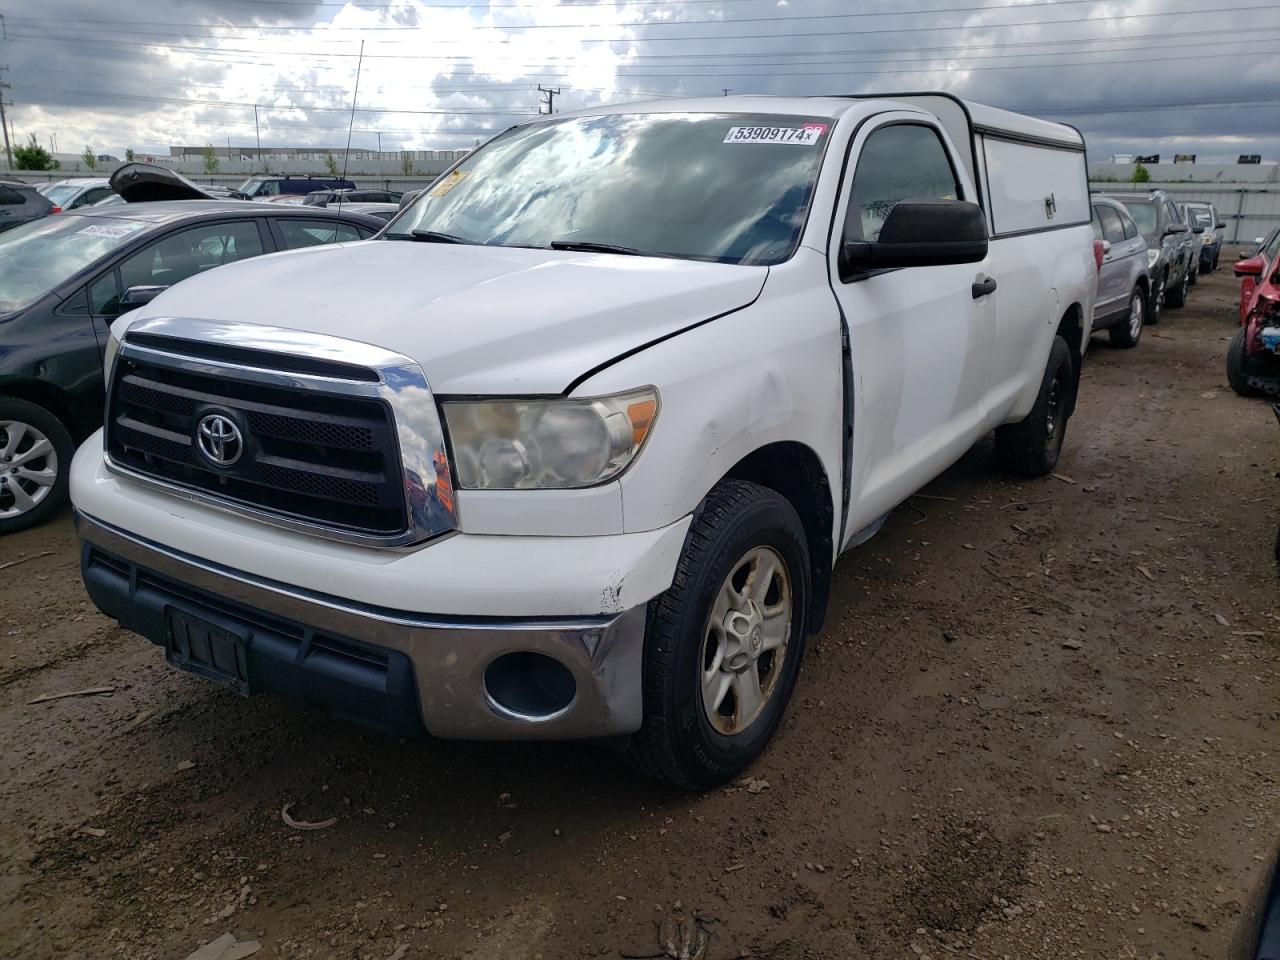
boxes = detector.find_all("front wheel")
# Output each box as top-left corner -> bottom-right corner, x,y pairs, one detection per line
1148,272 -> 1164,325
995,335 -> 1073,477
0,398 -> 73,535
1227,326 -> 1265,397
1167,265 -> 1190,308
1109,286 -> 1145,349
626,479 -> 810,789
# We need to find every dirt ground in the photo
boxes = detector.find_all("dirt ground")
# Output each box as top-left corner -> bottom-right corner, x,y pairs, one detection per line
3,260 -> 1279,960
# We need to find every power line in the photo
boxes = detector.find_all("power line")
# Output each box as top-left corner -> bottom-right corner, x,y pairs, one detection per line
2,0 -> 1186,32
7,4 -> 1274,48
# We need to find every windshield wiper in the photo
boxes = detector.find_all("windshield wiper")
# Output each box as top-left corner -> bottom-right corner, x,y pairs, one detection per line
399,229 -> 471,244
548,239 -> 664,257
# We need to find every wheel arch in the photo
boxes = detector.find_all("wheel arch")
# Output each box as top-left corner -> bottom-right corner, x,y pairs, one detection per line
0,378 -> 84,438
1055,303 -> 1085,417
720,440 -> 834,635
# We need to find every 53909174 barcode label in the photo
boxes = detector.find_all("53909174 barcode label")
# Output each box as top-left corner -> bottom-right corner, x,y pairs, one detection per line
722,124 -> 827,146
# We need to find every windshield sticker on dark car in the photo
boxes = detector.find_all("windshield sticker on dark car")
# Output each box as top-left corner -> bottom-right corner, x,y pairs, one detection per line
76,222 -> 144,240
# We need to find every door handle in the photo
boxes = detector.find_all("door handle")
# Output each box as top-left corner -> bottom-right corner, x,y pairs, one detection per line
972,276 -> 998,299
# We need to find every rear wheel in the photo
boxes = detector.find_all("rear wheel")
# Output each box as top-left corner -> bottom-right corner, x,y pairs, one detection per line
0,398 -> 73,535
626,479 -> 810,789
996,336 -> 1073,477
1109,286 -> 1145,349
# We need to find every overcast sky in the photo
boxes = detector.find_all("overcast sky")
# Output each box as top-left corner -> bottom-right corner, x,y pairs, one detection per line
2,0 -> 1278,162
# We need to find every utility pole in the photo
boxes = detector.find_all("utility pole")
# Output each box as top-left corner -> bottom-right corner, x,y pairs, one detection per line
253,104 -> 262,171
722,88 -> 732,97
537,85 -> 561,115
0,67 -> 11,169
376,131 -> 382,155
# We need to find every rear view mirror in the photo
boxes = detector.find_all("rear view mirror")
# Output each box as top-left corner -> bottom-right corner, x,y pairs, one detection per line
1235,255 -> 1266,278
841,200 -> 988,275
120,285 -> 168,308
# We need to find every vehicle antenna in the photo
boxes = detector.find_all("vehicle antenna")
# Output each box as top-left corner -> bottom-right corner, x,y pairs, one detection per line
336,39 -> 365,239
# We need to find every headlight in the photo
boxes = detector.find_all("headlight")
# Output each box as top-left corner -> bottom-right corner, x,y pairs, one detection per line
442,388 -> 658,490
1147,248 -> 1160,268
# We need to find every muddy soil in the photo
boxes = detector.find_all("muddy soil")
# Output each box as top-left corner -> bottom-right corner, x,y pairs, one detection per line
2,262 -> 1279,960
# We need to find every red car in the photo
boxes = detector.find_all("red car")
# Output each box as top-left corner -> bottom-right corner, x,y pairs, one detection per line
1228,229 -> 1280,396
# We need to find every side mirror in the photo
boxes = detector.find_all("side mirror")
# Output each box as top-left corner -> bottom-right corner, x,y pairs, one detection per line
119,285 -> 168,308
1235,255 -> 1266,278
1216,222 -> 1227,230
1164,223 -> 1189,236
1192,226 -> 1205,235
1101,240 -> 1112,255
841,200 -> 988,275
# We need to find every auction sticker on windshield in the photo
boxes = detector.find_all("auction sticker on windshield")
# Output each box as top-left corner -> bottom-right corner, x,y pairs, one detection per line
76,222 -> 145,240
723,124 -> 827,146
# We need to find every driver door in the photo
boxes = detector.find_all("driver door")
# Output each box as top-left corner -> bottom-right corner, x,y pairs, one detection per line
829,117 -> 996,543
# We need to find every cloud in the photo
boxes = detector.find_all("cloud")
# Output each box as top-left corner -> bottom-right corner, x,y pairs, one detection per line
2,0 -> 1277,160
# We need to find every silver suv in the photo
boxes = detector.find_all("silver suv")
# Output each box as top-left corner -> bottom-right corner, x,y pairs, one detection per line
1184,201 -> 1225,272
1103,190 -> 1194,318
1090,197 -> 1151,347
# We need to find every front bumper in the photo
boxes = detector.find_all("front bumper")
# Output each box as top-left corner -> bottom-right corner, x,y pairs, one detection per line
77,512 -> 651,740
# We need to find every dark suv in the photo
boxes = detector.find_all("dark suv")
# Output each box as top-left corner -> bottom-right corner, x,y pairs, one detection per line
1104,190 -> 1195,318
0,181 -> 53,235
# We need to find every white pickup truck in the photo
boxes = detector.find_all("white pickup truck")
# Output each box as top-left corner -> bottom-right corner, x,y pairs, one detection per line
72,94 -> 1096,788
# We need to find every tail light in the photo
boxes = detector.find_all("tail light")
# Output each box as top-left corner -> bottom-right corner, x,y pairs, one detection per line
1092,240 -> 1105,273
49,205 -> 62,214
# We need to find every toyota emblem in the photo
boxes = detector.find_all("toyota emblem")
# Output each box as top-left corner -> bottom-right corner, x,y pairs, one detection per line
196,413 -> 243,467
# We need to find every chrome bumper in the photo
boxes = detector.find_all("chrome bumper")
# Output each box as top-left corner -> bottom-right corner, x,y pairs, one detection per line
76,512 -> 648,740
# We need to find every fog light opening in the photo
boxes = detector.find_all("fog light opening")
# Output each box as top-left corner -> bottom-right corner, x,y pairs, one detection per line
484,652 -> 577,721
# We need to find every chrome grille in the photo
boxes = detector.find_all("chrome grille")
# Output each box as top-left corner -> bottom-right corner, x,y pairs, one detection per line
103,317 -> 459,547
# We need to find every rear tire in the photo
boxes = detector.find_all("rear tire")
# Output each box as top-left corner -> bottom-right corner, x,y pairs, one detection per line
1109,286 -> 1145,349
1227,326 -> 1264,398
996,336 -> 1073,477
0,397 -> 73,535
626,479 -> 810,790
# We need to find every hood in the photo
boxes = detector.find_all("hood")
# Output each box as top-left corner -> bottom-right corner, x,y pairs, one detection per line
128,240 -> 768,394
110,163 -> 237,202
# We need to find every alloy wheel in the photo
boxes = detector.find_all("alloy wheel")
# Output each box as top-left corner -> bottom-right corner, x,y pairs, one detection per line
0,420 -> 59,520
699,546 -> 793,736
1128,291 -> 1144,339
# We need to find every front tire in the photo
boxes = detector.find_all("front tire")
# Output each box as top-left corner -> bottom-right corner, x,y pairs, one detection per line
995,335 -> 1073,477
1148,272 -> 1165,325
1167,264 -> 1189,308
1227,326 -> 1265,398
0,398 -> 73,535
626,479 -> 810,790
1109,286 -> 1145,349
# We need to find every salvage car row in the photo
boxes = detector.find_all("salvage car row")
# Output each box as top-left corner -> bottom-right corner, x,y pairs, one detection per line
0,95 -> 1258,791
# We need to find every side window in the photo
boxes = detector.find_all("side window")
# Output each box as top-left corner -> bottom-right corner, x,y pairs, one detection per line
72,187 -> 113,209
89,270 -> 122,318
118,221 -> 265,295
1089,206 -> 1104,242
1097,205 -> 1126,245
277,219 -> 364,249
1166,200 -> 1181,225
0,186 -> 24,205
846,124 -> 960,243
1119,210 -> 1138,240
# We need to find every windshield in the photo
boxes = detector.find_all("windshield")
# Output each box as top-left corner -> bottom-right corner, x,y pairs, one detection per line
1189,207 -> 1214,229
41,184 -> 81,206
387,112 -> 833,265
0,215 -> 146,313
1124,200 -> 1159,239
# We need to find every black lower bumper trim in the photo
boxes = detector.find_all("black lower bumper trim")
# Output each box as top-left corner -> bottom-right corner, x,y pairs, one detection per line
82,542 -> 427,739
